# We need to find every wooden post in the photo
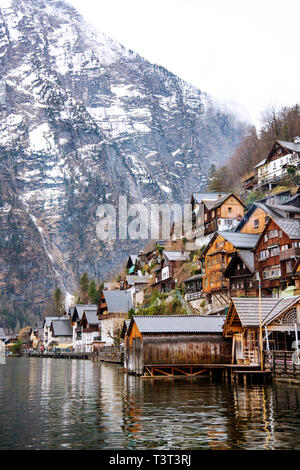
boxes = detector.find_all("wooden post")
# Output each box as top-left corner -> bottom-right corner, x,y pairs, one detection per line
284,351 -> 287,373
272,352 -> 275,375
243,374 -> 247,386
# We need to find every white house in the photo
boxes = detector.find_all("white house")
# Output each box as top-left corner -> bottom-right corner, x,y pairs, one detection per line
255,139 -> 300,187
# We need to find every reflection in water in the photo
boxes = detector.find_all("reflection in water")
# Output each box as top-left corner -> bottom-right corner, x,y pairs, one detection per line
1,358 -> 300,449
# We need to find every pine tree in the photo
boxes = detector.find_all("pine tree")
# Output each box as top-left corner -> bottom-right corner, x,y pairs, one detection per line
54,288 -> 64,316
79,273 -> 89,303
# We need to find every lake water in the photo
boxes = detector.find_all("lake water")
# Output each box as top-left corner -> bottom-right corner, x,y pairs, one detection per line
1,357 -> 300,450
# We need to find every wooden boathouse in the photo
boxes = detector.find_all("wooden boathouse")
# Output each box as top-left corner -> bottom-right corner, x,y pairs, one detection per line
124,315 -> 232,376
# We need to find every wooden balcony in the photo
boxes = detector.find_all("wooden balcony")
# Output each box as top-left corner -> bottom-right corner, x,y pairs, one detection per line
279,247 -> 300,261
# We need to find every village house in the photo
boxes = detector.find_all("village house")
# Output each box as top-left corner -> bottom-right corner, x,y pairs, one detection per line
70,304 -> 98,351
254,139 -> 300,189
224,250 -> 257,298
184,274 -> 203,301
223,296 -> 300,365
49,319 -> 73,349
201,232 -> 260,307
125,255 -> 138,274
237,200 -> 300,235
80,308 -> 102,352
151,250 -> 189,293
254,217 -> 300,298
125,275 -> 151,306
43,317 -> 62,348
124,315 -> 231,376
97,289 -> 133,345
190,192 -> 245,244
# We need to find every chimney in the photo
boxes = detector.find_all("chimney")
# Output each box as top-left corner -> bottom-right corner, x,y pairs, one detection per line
294,136 -> 300,144
217,194 -> 222,199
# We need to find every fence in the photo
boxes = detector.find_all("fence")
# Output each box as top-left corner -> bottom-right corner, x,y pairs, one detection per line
264,350 -> 300,378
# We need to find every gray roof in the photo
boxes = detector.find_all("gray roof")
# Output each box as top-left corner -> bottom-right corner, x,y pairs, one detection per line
131,315 -> 226,334
192,192 -> 228,204
262,297 -> 300,326
231,296 -> 300,327
203,193 -> 243,211
271,204 -> 300,213
164,251 -> 189,262
74,304 -> 98,320
83,309 -> 101,326
254,158 -> 267,169
277,140 -> 300,154
273,218 -> 300,239
125,275 -> 151,285
217,232 -> 260,249
51,319 -> 73,337
231,298 -> 282,327
103,289 -> 133,313
44,316 -> 62,328
238,250 -> 255,272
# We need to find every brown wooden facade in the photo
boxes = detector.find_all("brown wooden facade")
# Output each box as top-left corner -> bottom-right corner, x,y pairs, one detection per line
224,251 -> 257,298
125,316 -> 232,376
254,219 -> 300,297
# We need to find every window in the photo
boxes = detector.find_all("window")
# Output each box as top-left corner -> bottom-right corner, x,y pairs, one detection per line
269,246 -> 280,257
228,207 -> 232,214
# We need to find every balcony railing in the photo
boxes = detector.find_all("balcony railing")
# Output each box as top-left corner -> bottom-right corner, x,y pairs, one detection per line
279,247 -> 300,261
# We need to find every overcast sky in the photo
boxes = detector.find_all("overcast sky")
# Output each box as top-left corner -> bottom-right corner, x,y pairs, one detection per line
68,0 -> 300,129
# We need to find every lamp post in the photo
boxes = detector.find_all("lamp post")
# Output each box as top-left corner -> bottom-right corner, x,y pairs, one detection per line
259,277 -> 264,371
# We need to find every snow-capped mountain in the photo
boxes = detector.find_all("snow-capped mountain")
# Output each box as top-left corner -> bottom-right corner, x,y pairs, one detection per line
0,0 -> 248,307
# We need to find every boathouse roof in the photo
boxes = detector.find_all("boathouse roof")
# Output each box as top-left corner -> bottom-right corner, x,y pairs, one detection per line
129,315 -> 226,335
51,319 -> 73,337
229,296 -> 300,327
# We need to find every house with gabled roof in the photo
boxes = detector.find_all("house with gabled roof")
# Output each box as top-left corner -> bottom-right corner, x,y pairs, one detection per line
255,139 -> 300,189
49,319 -> 73,349
151,250 -> 189,293
237,200 -> 300,235
190,192 -> 245,243
70,304 -> 98,351
98,289 -> 133,345
200,231 -> 260,307
253,217 -> 300,298
80,308 -> 102,352
224,250 -> 257,298
223,296 -> 300,365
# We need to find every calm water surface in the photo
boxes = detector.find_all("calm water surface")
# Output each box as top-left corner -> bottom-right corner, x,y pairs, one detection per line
1,357 -> 300,450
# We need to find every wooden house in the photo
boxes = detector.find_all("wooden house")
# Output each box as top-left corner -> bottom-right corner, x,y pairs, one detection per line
184,274 -> 203,301
201,232 -> 260,307
124,315 -> 231,375
254,139 -> 300,189
253,218 -> 300,298
224,250 -> 257,298
97,289 -> 133,345
237,201 -> 300,234
191,192 -> 227,239
223,296 -> 300,365
151,250 -> 189,293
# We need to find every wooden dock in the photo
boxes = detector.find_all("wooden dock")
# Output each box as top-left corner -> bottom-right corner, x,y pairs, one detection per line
142,363 -> 268,383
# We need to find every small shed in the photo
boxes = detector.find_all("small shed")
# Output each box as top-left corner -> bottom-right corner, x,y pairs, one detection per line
125,315 -> 231,375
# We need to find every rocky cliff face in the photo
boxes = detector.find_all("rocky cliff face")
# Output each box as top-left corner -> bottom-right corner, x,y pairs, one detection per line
0,0 -> 248,308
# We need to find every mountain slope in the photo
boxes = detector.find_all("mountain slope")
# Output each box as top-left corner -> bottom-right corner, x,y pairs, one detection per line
0,0 -> 248,308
